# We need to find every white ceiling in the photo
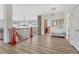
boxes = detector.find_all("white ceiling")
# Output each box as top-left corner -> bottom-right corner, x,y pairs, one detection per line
13,4 -> 64,21
0,4 -> 77,21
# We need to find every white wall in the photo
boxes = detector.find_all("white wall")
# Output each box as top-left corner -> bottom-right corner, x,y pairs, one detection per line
0,4 -> 3,19
63,4 -> 79,52
13,4 -> 64,21
0,20 -> 4,28
70,5 -> 79,51
43,12 -> 64,20
0,5 -> 4,28
63,5 -> 77,39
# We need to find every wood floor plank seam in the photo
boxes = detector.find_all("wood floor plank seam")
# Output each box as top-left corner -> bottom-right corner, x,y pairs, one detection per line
0,35 -> 78,54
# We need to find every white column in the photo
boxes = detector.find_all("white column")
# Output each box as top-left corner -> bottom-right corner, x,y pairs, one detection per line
38,15 -> 42,35
41,16 -> 45,35
4,4 -> 13,43
64,11 -> 71,40
66,14 -> 70,39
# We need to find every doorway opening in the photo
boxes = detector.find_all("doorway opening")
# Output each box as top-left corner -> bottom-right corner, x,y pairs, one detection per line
44,20 -> 51,35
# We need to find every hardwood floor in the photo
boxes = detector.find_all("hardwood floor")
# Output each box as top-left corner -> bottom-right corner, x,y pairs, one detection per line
0,34 -> 78,54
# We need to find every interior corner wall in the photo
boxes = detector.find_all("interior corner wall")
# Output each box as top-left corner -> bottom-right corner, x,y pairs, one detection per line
70,5 -> 79,51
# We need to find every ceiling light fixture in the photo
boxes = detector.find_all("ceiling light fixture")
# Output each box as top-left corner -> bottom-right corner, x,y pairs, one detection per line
51,8 -> 56,11
51,13 -> 54,15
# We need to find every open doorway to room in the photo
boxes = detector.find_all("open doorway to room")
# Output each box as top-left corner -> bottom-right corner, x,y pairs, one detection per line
50,19 -> 65,38
44,20 -> 48,34
44,20 -> 51,35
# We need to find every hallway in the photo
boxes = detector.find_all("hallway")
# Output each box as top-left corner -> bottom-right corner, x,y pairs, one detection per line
0,34 -> 78,54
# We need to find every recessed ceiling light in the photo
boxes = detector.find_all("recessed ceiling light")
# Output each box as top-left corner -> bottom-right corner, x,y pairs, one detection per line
51,8 -> 56,11
51,13 -> 54,16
